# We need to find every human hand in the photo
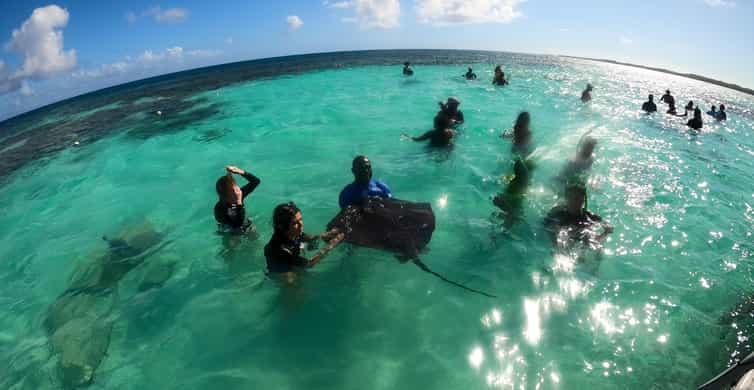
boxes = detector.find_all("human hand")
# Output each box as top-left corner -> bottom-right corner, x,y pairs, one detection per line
225,165 -> 244,175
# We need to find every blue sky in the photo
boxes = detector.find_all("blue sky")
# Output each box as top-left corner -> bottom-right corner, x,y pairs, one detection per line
0,0 -> 751,120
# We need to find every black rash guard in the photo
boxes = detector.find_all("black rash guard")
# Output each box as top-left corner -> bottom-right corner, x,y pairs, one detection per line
214,172 -> 260,231
264,232 -> 317,273
544,205 -> 604,244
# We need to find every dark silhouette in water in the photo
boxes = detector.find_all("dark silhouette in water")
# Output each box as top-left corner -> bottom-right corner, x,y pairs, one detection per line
642,94 -> 658,113
492,65 -> 509,86
403,112 -> 455,147
436,96 -> 464,126
328,197 -> 496,297
581,83 -> 593,103
339,155 -> 393,208
45,223 -> 171,388
464,67 -> 477,80
688,107 -> 704,130
403,62 -> 414,76
493,159 -> 530,228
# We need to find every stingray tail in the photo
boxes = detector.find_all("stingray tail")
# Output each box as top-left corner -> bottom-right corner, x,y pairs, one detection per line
411,258 -> 497,298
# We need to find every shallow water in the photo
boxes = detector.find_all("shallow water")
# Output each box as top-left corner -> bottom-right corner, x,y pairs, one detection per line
1,51 -> 754,389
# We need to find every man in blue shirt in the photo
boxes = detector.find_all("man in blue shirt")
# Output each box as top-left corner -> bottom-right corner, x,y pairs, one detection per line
339,155 -> 393,208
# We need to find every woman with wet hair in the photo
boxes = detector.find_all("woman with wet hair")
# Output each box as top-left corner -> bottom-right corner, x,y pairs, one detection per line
214,165 -> 261,233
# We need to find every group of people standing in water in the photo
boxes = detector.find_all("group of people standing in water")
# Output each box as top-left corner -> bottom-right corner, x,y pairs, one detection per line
641,89 -> 728,130
214,62 -> 628,277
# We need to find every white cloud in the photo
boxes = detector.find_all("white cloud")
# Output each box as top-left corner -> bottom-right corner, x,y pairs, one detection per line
5,5 -> 77,80
19,80 -> 33,96
126,6 -> 190,24
73,46 -> 222,80
331,0 -> 400,29
324,0 -> 353,8
703,0 -> 735,7
415,0 -> 524,25
286,15 -> 304,31
620,36 -> 633,45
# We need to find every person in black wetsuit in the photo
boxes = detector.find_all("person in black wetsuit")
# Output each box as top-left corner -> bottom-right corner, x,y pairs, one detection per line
687,107 -> 704,130
544,181 -> 613,248
493,65 -> 509,86
264,202 -> 343,275
403,112 -> 455,147
464,67 -> 477,80
214,165 -> 260,233
667,101 -> 686,116
660,90 -> 675,106
493,158 -> 530,227
581,83 -> 593,103
403,62 -> 414,76
437,97 -> 464,126
642,94 -> 658,113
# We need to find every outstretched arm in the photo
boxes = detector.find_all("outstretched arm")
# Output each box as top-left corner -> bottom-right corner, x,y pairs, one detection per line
304,233 -> 345,267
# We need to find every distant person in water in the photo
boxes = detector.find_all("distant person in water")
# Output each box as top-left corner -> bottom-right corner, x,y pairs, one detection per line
707,105 -> 718,117
544,181 -> 613,248
501,111 -> 532,156
666,101 -> 686,116
437,97 -> 464,126
493,65 -> 509,86
214,165 -> 261,233
642,94 -> 658,113
464,67 -> 477,80
403,62 -> 414,76
403,113 -> 455,147
264,202 -> 343,275
660,90 -> 675,106
493,159 -> 530,227
581,83 -> 593,103
684,101 -> 694,113
687,107 -> 704,130
558,136 -> 597,185
339,156 -> 393,208
717,104 -> 727,121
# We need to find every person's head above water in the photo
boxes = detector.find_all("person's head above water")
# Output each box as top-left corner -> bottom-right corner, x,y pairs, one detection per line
711,105 -> 717,111
565,181 -> 587,215
273,202 -> 303,239
665,89 -> 671,95
216,174 -> 241,204
404,62 -> 411,67
686,101 -> 694,109
720,104 -> 726,112
351,155 -> 373,185
514,111 -> 531,132
443,96 -> 460,111
648,94 -> 654,102
586,83 -> 593,91
694,107 -> 702,120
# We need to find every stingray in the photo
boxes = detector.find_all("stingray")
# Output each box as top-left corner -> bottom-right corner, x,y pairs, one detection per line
327,198 -> 496,298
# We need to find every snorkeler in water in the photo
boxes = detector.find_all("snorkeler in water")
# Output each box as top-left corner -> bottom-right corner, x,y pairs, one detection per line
437,96 -> 464,126
501,111 -> 532,157
660,90 -> 675,106
264,202 -> 343,274
464,67 -> 477,80
717,104 -> 728,121
403,62 -> 414,76
544,181 -> 613,248
493,159 -> 530,227
493,65 -> 509,86
339,156 -> 393,208
687,107 -> 704,130
403,112 -> 455,147
214,165 -> 261,233
642,94 -> 658,113
581,83 -> 593,103
667,101 -> 687,117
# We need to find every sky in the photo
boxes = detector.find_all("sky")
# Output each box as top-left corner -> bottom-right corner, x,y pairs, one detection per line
0,0 -> 752,121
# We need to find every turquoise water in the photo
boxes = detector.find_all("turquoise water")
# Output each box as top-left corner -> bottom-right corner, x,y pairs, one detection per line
2,53 -> 754,389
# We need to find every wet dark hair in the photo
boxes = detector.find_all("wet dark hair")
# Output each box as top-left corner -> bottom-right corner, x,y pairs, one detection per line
273,202 -> 301,234
720,104 -> 726,110
648,94 -> 654,100
694,107 -> 702,120
513,112 -> 531,144
216,175 -> 236,203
